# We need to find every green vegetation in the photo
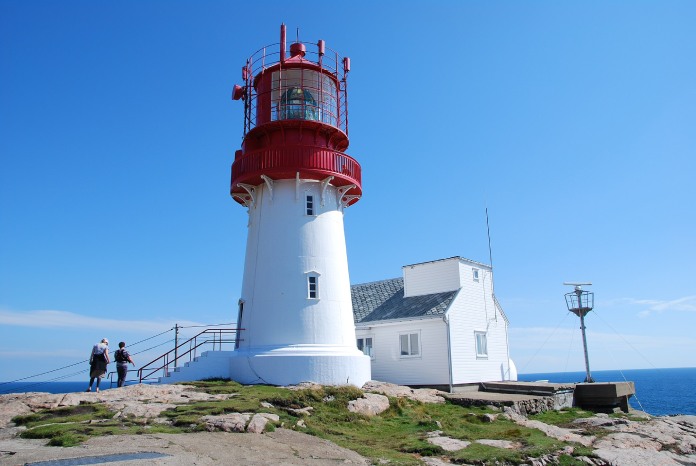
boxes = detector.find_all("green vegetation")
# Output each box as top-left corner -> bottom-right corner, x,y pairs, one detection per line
528,408 -> 594,427
11,381 -> 599,465
13,403 -> 191,447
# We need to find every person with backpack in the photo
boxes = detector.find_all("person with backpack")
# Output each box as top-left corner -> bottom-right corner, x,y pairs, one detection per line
114,341 -> 135,387
87,338 -> 110,392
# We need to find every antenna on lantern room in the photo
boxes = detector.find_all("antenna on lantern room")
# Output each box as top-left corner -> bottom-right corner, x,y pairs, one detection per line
280,23 -> 286,63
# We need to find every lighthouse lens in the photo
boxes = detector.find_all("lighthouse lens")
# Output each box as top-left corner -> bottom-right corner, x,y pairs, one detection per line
272,69 -> 337,126
280,88 -> 318,120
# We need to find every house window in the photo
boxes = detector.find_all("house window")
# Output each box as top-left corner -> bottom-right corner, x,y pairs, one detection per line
399,332 -> 420,357
307,275 -> 319,299
306,195 -> 315,215
472,268 -> 480,282
475,331 -> 488,358
357,337 -> 374,358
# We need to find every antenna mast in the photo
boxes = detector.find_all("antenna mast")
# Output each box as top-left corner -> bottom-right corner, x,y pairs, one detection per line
485,206 -> 494,295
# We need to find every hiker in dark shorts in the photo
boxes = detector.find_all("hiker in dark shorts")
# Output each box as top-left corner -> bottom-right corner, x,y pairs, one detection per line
87,338 -> 110,392
114,341 -> 135,387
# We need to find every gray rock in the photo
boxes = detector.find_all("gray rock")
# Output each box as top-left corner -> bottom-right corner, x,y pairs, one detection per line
421,457 -> 454,466
475,439 -> 520,449
286,406 -> 314,416
572,416 -> 629,428
361,381 -> 445,404
258,413 -> 280,422
593,447 -> 687,466
201,413 -> 250,432
509,416 -> 595,447
247,413 -> 270,433
426,435 -> 471,451
0,384 -> 238,428
347,393 -> 389,416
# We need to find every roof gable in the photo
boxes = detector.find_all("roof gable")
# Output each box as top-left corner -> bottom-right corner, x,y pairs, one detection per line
351,277 -> 458,323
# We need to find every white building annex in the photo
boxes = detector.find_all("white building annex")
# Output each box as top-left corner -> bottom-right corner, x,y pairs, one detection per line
351,256 -> 517,390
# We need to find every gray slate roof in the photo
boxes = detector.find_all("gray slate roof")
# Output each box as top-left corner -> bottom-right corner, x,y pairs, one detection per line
351,277 -> 458,324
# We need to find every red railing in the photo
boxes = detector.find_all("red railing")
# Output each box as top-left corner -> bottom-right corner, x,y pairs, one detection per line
231,146 -> 362,192
137,328 -> 241,383
239,40 -> 349,137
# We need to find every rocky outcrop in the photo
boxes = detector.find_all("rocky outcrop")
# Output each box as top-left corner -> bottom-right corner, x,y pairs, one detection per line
504,406 -> 595,447
574,414 -> 696,465
200,412 -> 280,433
347,393 -> 389,416
0,384 -> 236,426
426,431 -> 471,451
362,381 -> 446,404
421,413 -> 696,465
202,413 -> 251,432
2,383 -> 695,465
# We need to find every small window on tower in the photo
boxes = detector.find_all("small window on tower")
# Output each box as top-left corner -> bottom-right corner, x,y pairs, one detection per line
307,275 -> 319,299
472,268 -> 480,282
306,195 -> 315,216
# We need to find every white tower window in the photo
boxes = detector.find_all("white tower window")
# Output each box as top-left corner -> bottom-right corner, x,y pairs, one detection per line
472,268 -> 480,282
307,274 -> 319,299
306,194 -> 315,215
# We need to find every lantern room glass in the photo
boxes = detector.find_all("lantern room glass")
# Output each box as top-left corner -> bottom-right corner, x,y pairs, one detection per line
272,69 -> 338,126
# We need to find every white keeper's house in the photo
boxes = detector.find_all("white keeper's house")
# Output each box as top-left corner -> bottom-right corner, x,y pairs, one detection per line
351,256 -> 517,390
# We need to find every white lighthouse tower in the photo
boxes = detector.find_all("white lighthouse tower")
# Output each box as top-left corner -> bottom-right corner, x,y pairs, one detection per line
227,25 -> 371,387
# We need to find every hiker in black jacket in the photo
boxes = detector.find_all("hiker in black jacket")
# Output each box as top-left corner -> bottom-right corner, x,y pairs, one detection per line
114,341 -> 135,388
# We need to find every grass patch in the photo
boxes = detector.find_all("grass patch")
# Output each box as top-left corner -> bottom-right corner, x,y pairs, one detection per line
529,408 -> 594,427
12,404 -> 114,428
13,403 -> 197,446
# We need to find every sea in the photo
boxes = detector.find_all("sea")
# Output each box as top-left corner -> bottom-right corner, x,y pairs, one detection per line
1,367 -> 694,417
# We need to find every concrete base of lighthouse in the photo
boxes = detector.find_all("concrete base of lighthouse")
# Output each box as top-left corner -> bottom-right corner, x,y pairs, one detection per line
228,345 -> 371,387
161,346 -> 371,387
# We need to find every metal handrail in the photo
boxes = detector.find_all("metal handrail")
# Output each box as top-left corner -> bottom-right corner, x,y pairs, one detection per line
136,328 -> 241,383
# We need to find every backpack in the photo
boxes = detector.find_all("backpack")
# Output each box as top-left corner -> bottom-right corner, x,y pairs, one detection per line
115,349 -> 127,363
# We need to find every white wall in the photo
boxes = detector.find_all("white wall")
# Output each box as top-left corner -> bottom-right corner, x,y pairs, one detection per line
448,266 -> 512,384
403,257 -> 461,297
356,318 -> 450,386
239,179 -> 357,348
231,178 -> 371,387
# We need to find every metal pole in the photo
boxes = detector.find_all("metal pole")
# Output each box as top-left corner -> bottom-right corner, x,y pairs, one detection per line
174,324 -> 179,368
577,290 -> 594,383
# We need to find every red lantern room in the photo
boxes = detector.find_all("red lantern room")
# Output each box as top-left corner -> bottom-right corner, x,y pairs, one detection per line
230,24 -> 361,207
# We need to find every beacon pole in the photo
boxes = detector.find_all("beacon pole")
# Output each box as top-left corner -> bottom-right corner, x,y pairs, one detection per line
564,283 -> 595,383
577,288 -> 594,383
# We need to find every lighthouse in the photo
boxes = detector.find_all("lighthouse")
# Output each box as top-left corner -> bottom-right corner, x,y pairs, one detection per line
227,25 -> 371,386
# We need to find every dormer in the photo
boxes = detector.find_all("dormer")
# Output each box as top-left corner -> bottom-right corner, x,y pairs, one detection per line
403,256 -> 491,297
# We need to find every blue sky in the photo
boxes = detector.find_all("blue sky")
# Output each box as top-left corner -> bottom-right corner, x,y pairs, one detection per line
1,1 -> 695,384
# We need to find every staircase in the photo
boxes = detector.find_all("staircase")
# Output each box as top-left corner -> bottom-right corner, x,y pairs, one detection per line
161,350 -> 237,383
137,328 -> 241,384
